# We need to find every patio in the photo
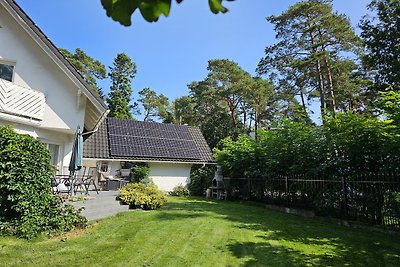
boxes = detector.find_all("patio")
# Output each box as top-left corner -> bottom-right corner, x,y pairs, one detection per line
68,190 -> 131,221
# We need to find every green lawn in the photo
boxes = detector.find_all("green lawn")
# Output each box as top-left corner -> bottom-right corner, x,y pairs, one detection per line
0,197 -> 399,267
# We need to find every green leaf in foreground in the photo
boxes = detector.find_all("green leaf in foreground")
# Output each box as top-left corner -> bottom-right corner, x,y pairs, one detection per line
101,0 -> 233,26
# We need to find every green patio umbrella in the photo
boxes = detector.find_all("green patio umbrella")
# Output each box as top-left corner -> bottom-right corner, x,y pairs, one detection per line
69,126 -> 83,194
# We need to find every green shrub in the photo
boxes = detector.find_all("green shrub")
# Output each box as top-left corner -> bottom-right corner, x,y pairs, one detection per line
189,165 -> 214,196
169,185 -> 189,196
0,126 -> 87,239
130,163 -> 151,184
118,183 -> 167,210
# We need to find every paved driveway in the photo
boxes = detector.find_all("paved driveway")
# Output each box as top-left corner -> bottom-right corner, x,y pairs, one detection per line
69,191 -> 131,221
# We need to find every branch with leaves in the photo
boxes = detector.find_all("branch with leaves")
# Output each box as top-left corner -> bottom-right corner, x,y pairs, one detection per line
101,0 -> 234,26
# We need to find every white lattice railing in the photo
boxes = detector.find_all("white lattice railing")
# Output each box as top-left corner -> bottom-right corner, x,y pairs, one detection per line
0,78 -> 45,121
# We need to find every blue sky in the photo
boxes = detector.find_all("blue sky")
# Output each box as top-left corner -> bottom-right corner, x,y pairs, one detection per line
16,0 -> 370,115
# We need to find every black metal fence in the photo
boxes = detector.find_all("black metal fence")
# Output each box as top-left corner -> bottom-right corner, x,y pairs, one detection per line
224,173 -> 400,227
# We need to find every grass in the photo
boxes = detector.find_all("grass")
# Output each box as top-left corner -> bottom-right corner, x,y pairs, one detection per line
0,197 -> 399,266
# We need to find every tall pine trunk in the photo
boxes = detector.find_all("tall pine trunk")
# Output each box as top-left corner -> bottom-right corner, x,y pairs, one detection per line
308,23 -> 327,118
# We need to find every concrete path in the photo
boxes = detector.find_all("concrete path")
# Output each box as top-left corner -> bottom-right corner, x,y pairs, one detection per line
68,191 -> 131,221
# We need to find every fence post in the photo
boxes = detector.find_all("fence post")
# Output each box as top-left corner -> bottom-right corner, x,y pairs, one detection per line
285,175 -> 289,207
248,177 -> 251,199
341,176 -> 348,219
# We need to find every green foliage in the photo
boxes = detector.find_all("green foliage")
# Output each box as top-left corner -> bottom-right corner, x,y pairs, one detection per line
0,126 -> 87,239
106,53 -> 137,120
138,87 -> 171,122
360,0 -> 400,119
101,0 -> 232,26
322,112 -> 400,174
130,162 -> 150,184
214,113 -> 400,220
168,185 -> 189,196
215,113 -> 400,179
172,96 -> 197,125
258,0 -> 364,116
118,183 -> 167,210
188,165 -> 214,196
214,135 -> 257,178
360,0 -> 400,90
60,48 -> 106,98
373,86 -> 400,127
188,59 -> 276,148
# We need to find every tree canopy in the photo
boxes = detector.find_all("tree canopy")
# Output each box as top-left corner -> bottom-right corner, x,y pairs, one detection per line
60,48 -> 107,98
360,0 -> 400,90
360,0 -> 400,124
257,0 -> 363,118
138,87 -> 171,122
106,53 -> 137,119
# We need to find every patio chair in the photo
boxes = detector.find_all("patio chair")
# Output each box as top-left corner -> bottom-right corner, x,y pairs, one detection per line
73,167 -> 99,195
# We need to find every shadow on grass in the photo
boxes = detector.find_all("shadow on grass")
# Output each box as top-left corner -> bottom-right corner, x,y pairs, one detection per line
159,197 -> 400,267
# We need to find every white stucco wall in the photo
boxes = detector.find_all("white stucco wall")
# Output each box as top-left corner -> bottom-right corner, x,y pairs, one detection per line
82,160 -> 193,192
0,5 -> 87,171
148,162 -> 192,192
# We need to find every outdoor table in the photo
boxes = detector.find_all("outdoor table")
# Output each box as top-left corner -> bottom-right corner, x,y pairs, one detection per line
53,174 -> 72,194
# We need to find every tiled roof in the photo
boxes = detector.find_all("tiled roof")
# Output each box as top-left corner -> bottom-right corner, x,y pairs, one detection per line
187,127 -> 215,163
83,118 -> 216,164
83,118 -> 109,159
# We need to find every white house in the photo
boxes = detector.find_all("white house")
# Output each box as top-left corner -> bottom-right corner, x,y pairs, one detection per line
0,0 -> 215,191
83,118 -> 215,192
0,0 -> 108,172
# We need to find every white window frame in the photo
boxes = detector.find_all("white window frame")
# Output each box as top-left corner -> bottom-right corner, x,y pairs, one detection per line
39,139 -> 63,172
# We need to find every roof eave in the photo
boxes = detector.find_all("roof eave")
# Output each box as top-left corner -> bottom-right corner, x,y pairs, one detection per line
83,157 -> 216,165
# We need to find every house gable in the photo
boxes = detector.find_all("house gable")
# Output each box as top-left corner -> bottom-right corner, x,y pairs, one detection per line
0,0 -> 108,132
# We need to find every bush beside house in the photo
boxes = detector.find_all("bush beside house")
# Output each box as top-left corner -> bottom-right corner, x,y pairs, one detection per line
188,165 -> 214,196
0,126 -> 86,239
169,185 -> 190,196
129,163 -> 151,184
118,183 -> 167,210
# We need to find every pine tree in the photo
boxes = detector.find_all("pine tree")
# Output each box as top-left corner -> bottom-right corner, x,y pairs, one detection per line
258,0 -> 362,118
60,48 -> 106,98
106,53 -> 137,119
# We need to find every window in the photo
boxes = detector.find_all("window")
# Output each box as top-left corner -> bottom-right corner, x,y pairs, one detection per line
47,143 -> 60,166
40,141 -> 60,167
0,62 -> 15,82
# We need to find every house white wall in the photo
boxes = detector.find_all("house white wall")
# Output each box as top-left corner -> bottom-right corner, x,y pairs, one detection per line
148,162 -> 192,192
82,159 -> 193,192
0,5 -> 87,171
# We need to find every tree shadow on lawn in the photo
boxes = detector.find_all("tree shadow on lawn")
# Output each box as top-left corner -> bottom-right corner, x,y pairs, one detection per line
160,198 -> 400,267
